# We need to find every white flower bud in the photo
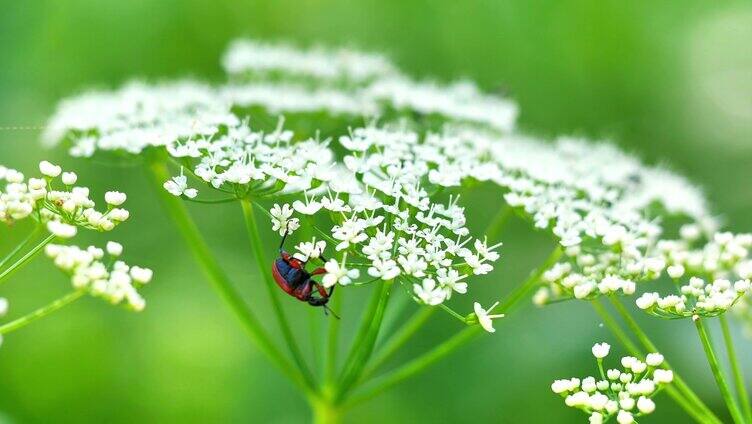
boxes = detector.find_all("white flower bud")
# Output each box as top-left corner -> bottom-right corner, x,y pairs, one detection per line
106,241 -> 123,257
592,342 -> 610,359
47,221 -> 77,238
130,267 -> 153,284
619,396 -> 635,411
0,297 -> 8,317
39,160 -> 61,177
646,353 -> 664,367
637,396 -> 655,414
607,369 -> 621,380
653,369 -> 674,384
616,410 -> 634,424
667,264 -> 685,279
104,191 -> 127,206
62,172 -> 78,185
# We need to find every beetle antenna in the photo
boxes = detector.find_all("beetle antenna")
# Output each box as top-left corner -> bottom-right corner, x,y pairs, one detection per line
324,305 -> 340,320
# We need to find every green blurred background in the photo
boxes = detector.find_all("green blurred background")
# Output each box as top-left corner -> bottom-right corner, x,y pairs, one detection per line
1,1 -> 751,422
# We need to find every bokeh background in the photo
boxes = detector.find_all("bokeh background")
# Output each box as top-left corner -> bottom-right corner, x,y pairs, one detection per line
1,1 -> 751,422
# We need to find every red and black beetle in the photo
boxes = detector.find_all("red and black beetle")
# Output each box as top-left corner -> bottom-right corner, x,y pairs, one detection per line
271,228 -> 339,317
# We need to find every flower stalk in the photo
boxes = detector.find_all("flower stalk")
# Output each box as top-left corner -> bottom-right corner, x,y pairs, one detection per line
606,297 -> 722,423
0,290 -> 85,335
695,318 -> 746,424
144,152 -> 310,393
590,299 -> 716,423
719,315 -> 752,423
239,197 -> 317,390
0,233 -> 56,285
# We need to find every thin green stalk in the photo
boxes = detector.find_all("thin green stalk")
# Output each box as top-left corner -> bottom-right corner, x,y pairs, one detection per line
0,226 -> 42,270
609,297 -> 721,423
0,233 -> 55,286
344,326 -> 480,408
311,397 -> 341,424
489,246 -> 563,315
347,205 -> 515,389
590,300 -> 713,423
239,197 -> 316,390
485,205 -> 513,243
361,307 -> 437,382
336,281 -> 394,402
337,282 -> 387,382
720,315 -> 752,423
324,289 -> 343,388
344,245 -> 562,405
695,318 -> 746,424
0,290 -> 85,334
144,153 -> 309,394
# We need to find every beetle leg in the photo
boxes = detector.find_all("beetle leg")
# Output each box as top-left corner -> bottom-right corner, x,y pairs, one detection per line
314,282 -> 329,298
310,267 -> 327,276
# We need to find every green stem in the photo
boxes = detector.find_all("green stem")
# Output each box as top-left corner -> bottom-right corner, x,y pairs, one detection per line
144,153 -> 309,394
336,280 -> 393,402
590,300 -> 713,423
720,315 -> 752,423
0,233 -> 56,286
485,205 -> 513,243
0,226 -> 42,270
609,297 -> 721,423
489,246 -> 563,315
337,282 -> 387,382
311,398 -> 341,424
239,197 -> 316,390
0,290 -> 85,334
344,326 -> 480,408
324,289 -> 342,387
344,245 -> 561,405
346,205 -> 516,390
695,318 -> 746,424
360,307 -> 437,382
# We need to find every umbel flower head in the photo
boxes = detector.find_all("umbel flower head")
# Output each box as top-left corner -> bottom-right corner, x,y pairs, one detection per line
552,342 -> 673,423
0,161 -> 130,237
43,80 -> 238,158
164,118 -> 336,199
271,123 -> 502,305
635,231 -> 752,319
45,242 -> 153,311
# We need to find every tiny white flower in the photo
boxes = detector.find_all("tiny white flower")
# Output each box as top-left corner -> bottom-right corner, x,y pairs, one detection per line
47,221 -> 77,238
39,160 -> 62,178
61,172 -> 78,185
130,266 -> 153,284
106,241 -> 123,256
616,410 -> 634,424
270,203 -> 300,236
473,301 -> 505,333
645,353 -> 664,367
653,369 -> 674,384
637,396 -> 655,414
413,278 -> 445,305
163,172 -> 198,198
592,342 -> 610,359
321,258 -> 360,288
104,191 -> 127,206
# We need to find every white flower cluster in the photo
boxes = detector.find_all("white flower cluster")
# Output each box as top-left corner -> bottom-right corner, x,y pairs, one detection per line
222,39 -> 398,86
43,80 -> 239,157
552,342 -> 673,424
44,38 -> 723,312
0,161 -> 129,237
635,231 -> 752,319
222,39 -> 518,132
45,242 -> 152,311
164,119 -> 335,198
